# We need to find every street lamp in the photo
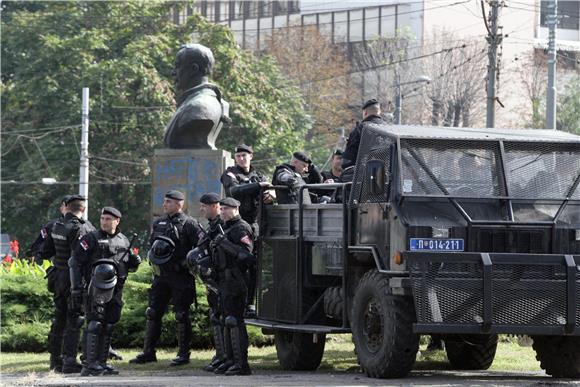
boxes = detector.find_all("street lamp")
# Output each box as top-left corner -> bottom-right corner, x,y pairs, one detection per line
394,75 -> 431,125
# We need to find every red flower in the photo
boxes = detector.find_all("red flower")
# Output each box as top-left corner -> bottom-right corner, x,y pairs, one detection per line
4,254 -> 13,264
132,247 -> 139,255
9,240 -> 20,257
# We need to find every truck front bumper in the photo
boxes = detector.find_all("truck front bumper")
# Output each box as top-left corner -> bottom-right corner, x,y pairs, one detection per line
405,252 -> 580,336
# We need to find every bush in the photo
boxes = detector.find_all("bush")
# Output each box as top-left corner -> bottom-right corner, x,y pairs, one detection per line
1,259 -> 271,352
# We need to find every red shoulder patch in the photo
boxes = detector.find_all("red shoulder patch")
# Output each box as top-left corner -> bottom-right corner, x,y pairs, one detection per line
80,239 -> 89,251
40,228 -> 48,239
240,235 -> 252,246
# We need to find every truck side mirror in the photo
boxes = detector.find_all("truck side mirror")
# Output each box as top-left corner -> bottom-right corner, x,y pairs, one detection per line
367,159 -> 386,195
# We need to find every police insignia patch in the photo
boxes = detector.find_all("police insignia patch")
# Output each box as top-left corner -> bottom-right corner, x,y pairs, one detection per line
227,172 -> 237,179
80,239 -> 89,251
41,228 -> 48,239
240,235 -> 252,246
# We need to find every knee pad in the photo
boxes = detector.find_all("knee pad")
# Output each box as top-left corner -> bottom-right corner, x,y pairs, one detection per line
104,323 -> 115,334
73,315 -> 85,329
87,320 -> 103,334
210,312 -> 221,326
224,316 -> 238,328
145,307 -> 157,321
174,310 -> 190,323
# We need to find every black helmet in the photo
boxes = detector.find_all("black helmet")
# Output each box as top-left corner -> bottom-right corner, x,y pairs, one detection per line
148,236 -> 175,265
186,247 -> 211,279
92,263 -> 117,290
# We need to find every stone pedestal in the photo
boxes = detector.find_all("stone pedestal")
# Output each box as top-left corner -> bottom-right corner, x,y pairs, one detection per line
151,148 -> 232,219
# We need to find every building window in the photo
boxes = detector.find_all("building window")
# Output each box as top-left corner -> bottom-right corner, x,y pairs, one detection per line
540,1 -> 580,30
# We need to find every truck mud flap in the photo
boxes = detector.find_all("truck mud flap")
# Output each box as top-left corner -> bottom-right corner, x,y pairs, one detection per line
405,252 -> 580,336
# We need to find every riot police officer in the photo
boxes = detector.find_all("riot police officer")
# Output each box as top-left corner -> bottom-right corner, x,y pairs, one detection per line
26,195 -> 71,264
129,190 -> 202,366
69,207 -> 141,376
39,195 -> 95,373
220,144 -> 272,317
273,151 -> 322,204
211,197 -> 254,376
186,192 -> 225,372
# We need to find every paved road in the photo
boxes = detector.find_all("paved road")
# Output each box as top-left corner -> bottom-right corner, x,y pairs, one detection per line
3,369 -> 579,387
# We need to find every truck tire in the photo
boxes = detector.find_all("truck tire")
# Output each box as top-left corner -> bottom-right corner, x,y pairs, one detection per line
323,286 -> 343,320
532,335 -> 580,378
350,270 -> 419,378
274,331 -> 326,371
445,334 -> 498,370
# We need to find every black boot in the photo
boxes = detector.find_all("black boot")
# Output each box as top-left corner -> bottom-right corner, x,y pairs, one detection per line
80,331 -> 103,376
48,318 -> 64,372
129,319 -> 160,364
61,314 -> 84,374
214,327 -> 234,374
170,322 -> 191,366
225,324 -> 251,376
99,324 -> 118,375
203,324 -> 226,372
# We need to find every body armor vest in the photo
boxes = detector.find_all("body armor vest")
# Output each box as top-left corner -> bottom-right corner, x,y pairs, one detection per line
51,215 -> 86,269
92,231 -> 130,281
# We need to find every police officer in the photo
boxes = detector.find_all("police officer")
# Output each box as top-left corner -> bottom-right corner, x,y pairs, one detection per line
272,151 -> 322,204
129,190 -> 202,366
211,197 -> 254,376
26,195 -> 71,264
186,193 -> 225,372
342,99 -> 384,172
39,195 -> 95,373
220,144 -> 272,317
322,150 -> 343,183
69,207 -> 141,376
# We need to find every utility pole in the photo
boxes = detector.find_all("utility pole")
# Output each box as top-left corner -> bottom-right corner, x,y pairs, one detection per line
484,0 -> 502,128
394,74 -> 402,125
546,0 -> 557,129
79,88 -> 90,219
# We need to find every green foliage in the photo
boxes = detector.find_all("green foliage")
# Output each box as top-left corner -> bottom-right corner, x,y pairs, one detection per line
0,258 -> 51,276
0,260 -> 270,352
1,1 -> 310,245
557,76 -> 580,135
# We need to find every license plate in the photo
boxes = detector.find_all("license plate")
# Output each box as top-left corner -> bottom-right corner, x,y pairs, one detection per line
410,238 -> 464,251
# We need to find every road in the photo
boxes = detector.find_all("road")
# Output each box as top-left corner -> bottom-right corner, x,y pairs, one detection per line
3,369 -> 579,387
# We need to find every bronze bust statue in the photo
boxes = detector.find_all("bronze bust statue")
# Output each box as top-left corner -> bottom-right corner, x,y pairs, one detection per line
163,44 -> 229,149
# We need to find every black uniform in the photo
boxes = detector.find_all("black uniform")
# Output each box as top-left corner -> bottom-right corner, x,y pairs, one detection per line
342,115 -> 385,169
221,165 -> 268,227
131,212 -> 202,365
272,163 -> 310,204
69,229 -> 140,375
211,215 -> 254,375
197,216 -> 226,372
39,212 -> 95,372
321,170 -> 341,182
221,164 -> 268,311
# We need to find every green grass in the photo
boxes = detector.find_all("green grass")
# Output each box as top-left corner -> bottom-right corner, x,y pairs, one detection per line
0,335 -> 541,375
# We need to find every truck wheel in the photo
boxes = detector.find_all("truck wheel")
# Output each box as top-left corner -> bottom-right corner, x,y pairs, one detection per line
445,334 -> 498,370
274,331 -> 326,371
532,336 -> 580,378
350,270 -> 419,378
323,286 -> 343,320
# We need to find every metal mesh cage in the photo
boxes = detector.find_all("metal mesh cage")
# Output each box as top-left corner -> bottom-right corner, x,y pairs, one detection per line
349,126 -> 393,206
399,139 -> 503,197
503,142 -> 580,200
409,256 -> 580,328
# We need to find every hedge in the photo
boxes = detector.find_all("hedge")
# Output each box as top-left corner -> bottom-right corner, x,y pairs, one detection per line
0,259 -> 270,352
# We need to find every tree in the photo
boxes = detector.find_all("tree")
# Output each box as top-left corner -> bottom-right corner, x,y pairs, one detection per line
557,75 -> 580,135
264,25 -> 351,164
422,29 -> 487,127
1,1 -> 310,245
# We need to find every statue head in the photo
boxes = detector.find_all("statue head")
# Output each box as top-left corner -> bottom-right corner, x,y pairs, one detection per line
173,44 -> 215,95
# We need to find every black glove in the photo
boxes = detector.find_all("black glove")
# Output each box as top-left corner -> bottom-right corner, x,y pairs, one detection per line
128,253 -> 142,272
69,289 -> 83,314
211,233 -> 226,248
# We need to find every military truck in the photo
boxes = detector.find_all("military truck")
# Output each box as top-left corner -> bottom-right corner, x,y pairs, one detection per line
247,124 -> 580,378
